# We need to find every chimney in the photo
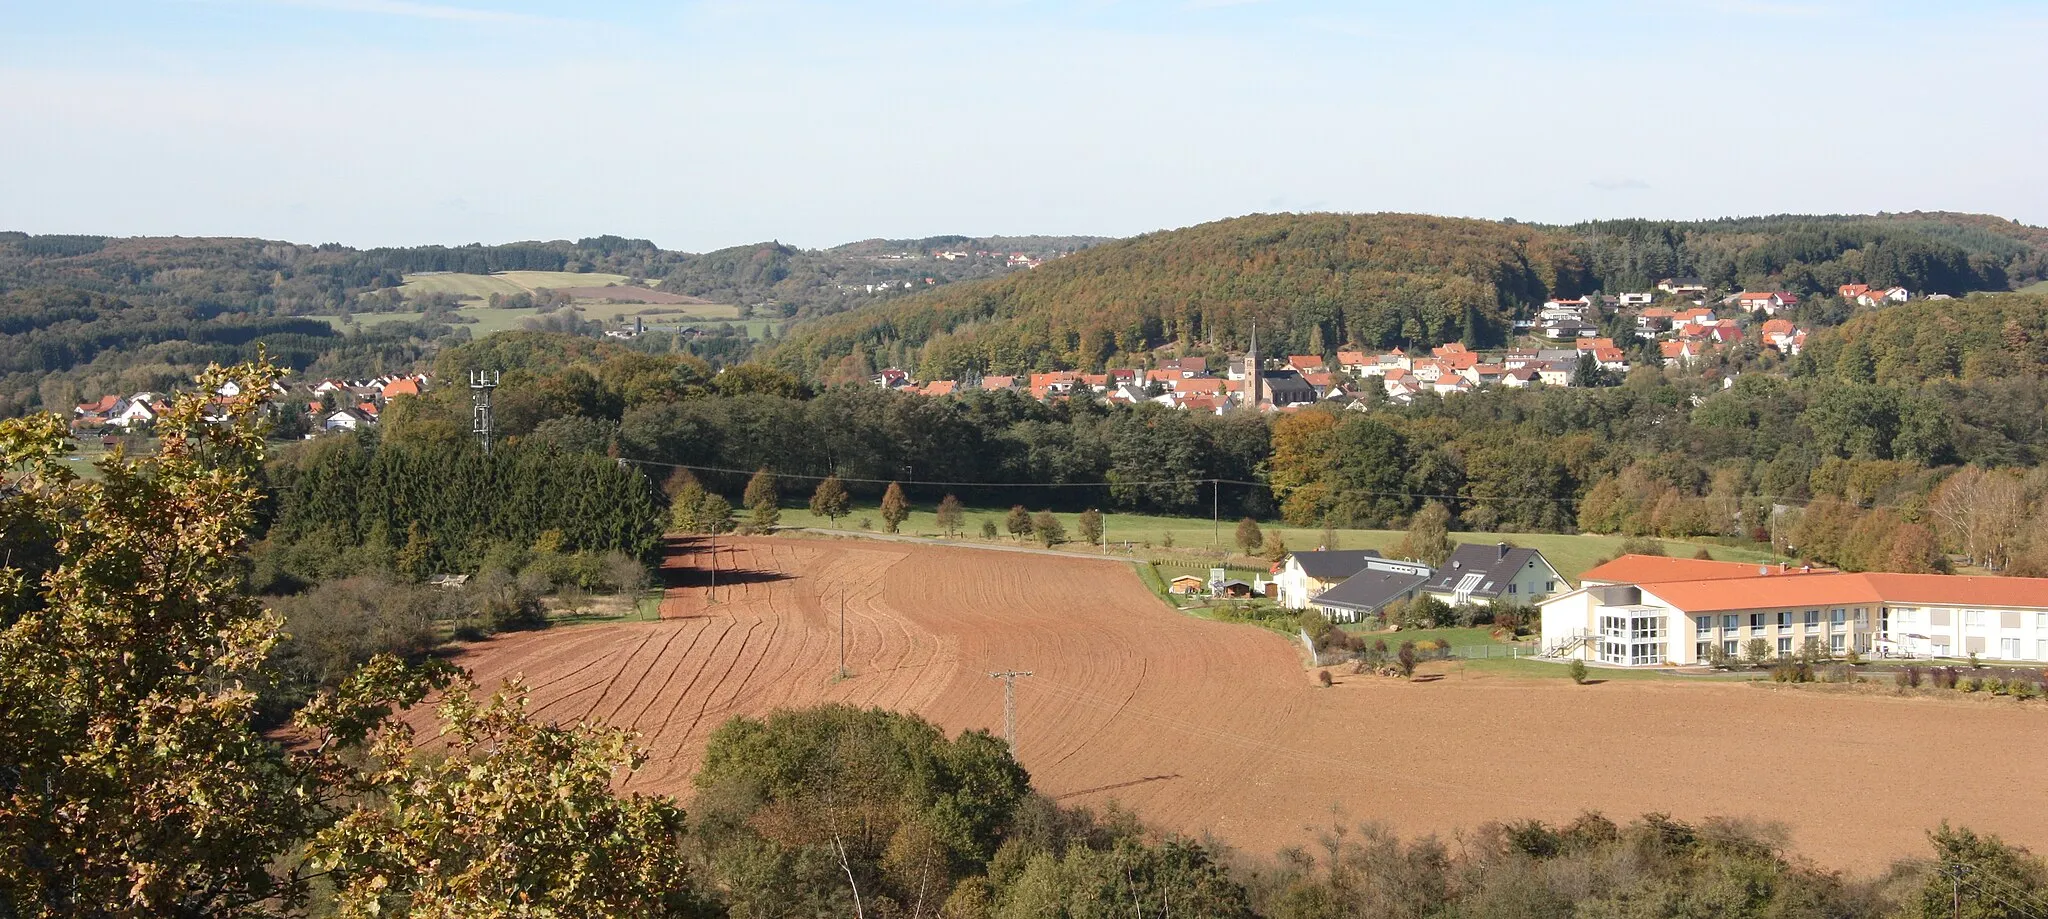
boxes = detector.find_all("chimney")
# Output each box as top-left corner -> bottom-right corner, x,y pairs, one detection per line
1497,542 -> 1509,559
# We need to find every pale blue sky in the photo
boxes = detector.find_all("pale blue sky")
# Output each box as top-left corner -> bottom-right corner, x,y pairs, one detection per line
3,0 -> 2044,251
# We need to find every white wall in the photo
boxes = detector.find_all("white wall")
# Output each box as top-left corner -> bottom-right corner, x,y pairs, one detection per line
1539,591 -> 1598,655
1885,605 -> 2048,661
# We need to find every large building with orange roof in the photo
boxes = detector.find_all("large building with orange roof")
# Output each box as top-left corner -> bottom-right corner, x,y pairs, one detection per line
1541,555 -> 2048,667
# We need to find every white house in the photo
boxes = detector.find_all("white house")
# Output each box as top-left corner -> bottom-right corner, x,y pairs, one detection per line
1539,556 -> 2048,666
1417,543 -> 1564,607
1617,292 -> 1655,307
1277,550 -> 1397,610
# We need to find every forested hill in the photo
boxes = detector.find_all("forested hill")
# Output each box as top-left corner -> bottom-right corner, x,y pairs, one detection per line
1564,212 -> 2045,295
653,235 -> 1108,318
765,211 -> 2048,383
766,213 -> 1593,383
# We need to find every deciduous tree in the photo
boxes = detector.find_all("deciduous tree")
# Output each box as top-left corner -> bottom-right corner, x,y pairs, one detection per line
880,481 -> 911,534
810,474 -> 851,526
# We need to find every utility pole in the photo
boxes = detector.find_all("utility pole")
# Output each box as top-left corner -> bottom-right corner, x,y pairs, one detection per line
468,370 -> 499,455
706,532 -> 717,604
987,670 -> 1032,751
1947,863 -> 1969,919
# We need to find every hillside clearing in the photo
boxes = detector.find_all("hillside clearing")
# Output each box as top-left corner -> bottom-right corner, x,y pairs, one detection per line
432,536 -> 2048,871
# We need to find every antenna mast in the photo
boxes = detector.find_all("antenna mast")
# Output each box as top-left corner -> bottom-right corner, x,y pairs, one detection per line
469,370 -> 499,455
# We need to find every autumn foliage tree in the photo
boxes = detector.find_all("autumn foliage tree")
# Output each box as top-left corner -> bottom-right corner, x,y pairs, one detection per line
810,474 -> 851,526
1236,518 -> 1265,555
880,481 -> 911,534
935,494 -> 965,537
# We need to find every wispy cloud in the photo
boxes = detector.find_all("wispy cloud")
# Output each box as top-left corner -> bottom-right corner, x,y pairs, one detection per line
241,0 -> 564,25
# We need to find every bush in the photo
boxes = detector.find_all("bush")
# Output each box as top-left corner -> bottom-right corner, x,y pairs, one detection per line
1894,668 -> 1914,690
1985,677 -> 2008,695
1618,537 -> 1666,557
1032,511 -> 1066,547
1568,659 -> 1589,685
2013,680 -> 2039,700
1958,677 -> 1979,693
1397,641 -> 1418,678
1317,669 -> 1333,688
1932,667 -> 1958,690
1821,663 -> 1855,683
980,519 -> 999,539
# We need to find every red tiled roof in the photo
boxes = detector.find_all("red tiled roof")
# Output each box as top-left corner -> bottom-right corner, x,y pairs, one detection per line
1336,351 -> 1370,366
1614,569 -> 2048,614
1581,554 -> 1801,585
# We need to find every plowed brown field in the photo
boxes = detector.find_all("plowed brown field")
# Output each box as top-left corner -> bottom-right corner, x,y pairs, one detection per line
439,535 -> 2048,870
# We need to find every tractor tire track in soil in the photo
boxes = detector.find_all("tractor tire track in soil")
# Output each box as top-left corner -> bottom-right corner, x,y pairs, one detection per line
430,535 -> 2048,871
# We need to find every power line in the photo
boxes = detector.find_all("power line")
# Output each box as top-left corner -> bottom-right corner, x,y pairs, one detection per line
615,455 -> 1885,514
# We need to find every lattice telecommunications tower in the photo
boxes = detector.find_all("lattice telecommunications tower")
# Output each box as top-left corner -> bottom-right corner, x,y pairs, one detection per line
469,370 -> 500,455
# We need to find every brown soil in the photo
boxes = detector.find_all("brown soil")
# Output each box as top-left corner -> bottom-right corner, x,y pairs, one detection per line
436,536 -> 2048,871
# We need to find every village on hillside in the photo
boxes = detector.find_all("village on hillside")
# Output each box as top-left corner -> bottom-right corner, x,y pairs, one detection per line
66,373 -> 432,439
872,280 -> 1938,412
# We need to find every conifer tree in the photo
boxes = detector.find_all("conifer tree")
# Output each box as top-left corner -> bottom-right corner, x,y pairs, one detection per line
744,467 -> 780,531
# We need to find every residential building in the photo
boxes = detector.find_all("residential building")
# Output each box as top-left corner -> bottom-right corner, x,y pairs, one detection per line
1310,559 -> 1434,623
1419,543 -> 1564,607
1618,292 -> 1655,307
1657,277 -> 1709,296
1277,550 -> 1392,609
1540,558 -> 2048,666
1733,291 -> 1796,316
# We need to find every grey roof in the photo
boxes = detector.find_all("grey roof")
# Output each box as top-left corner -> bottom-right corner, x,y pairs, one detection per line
1290,549 -> 1385,580
1421,543 -> 1551,599
1312,569 -> 1429,613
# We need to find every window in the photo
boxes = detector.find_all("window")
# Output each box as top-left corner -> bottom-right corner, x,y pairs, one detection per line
1830,609 -> 1846,627
1965,610 -> 1985,628
1855,608 -> 1868,626
1932,640 -> 1950,657
1630,616 -> 1665,641
1697,615 -> 1715,635
2040,640 -> 2047,661
1723,615 -> 1739,631
1997,637 -> 2019,658
1895,607 -> 1917,625
1508,583 -> 1517,594
1696,641 -> 1713,661
1777,637 -> 1792,656
1724,639 -> 1739,657
1831,634 -> 1846,653
1750,613 -> 1766,630
1803,610 -> 1820,628
1546,580 -> 1557,592
1776,612 -> 1792,629
2038,613 -> 2047,630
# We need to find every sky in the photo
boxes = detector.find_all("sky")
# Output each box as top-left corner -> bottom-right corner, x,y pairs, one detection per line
3,0 -> 2045,252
